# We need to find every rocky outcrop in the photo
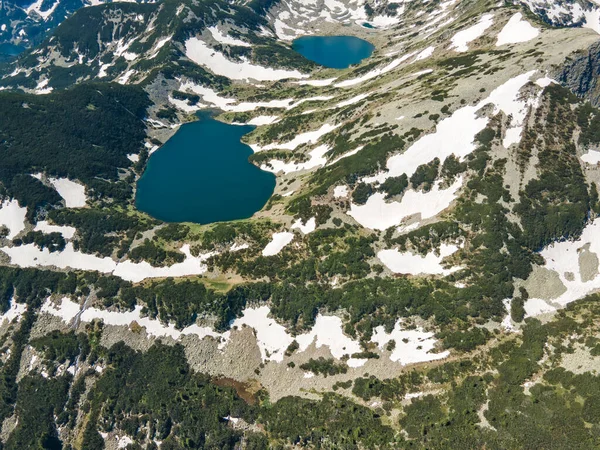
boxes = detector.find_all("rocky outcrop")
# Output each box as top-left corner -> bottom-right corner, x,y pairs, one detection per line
557,41 -> 600,106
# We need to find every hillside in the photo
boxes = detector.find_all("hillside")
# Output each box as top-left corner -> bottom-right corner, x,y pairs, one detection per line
1,0 -> 600,447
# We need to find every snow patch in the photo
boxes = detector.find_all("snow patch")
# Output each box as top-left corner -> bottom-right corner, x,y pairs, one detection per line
0,298 -> 27,324
378,243 -> 460,275
449,14 -> 494,52
262,232 -> 294,256
291,217 -> 316,234
251,123 -> 339,152
348,177 -> 463,230
208,26 -> 251,47
371,319 -> 449,365
582,150 -> 600,165
334,185 -> 349,198
185,38 -> 306,81
2,243 -> 214,283
261,144 -> 330,174
34,221 -> 76,239
496,13 -> 539,46
0,199 -> 27,240
48,177 -> 87,208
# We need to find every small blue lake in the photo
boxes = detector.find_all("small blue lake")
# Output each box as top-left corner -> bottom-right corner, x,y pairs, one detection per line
136,112 -> 275,224
292,35 -> 374,69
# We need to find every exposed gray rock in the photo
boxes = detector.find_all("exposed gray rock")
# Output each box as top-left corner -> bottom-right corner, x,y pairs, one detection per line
557,40 -> 600,106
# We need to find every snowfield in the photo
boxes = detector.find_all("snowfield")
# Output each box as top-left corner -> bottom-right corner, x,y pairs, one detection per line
526,220 -> 600,311
348,178 -> 463,230
34,221 -> 76,239
262,232 -> 295,256
261,144 -> 330,174
0,298 -> 27,324
0,243 -> 214,283
496,13 -> 539,46
0,200 -> 27,239
250,124 -> 339,152
185,38 -> 307,81
333,185 -> 349,198
42,299 -> 447,367
208,26 -> 251,47
48,177 -> 87,208
581,150 -> 600,164
291,217 -> 316,234
377,243 -> 461,275
366,71 -> 538,185
449,14 -> 494,52
371,319 -> 450,365
351,71 -> 542,230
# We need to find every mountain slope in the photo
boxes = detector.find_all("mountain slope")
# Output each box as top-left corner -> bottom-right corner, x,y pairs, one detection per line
1,0 -> 600,447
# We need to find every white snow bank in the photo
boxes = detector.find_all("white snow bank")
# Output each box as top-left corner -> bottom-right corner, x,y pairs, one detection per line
112,245 -> 216,283
291,217 -> 316,234
296,78 -> 337,87
335,93 -> 370,108
250,123 -> 339,152
334,56 -> 408,88
582,150 -> 600,164
149,35 -> 172,58
177,81 -> 331,113
296,314 -> 367,367
524,297 -> 557,317
34,221 -> 76,239
42,297 -> 224,342
333,185 -> 349,198
48,177 -> 87,208
208,26 -> 251,47
117,69 -> 136,85
232,305 -> 292,362
366,71 -> 537,185
449,14 -> 494,52
1,243 -> 213,283
247,115 -> 280,126
185,38 -> 306,81
348,177 -> 463,230
0,200 -> 27,240
26,0 -> 58,20
328,146 -> 364,166
371,319 -> 449,365
530,220 -> 600,308
413,46 -> 435,62
261,144 -> 330,174
496,13 -> 539,46
0,298 -> 27,324
378,243 -> 460,275
262,232 -> 294,256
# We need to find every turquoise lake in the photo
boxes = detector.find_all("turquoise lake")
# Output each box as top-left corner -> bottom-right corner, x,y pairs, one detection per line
292,35 -> 374,69
136,112 -> 275,224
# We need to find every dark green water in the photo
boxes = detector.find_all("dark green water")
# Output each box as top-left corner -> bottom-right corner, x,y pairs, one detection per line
292,35 -> 374,69
136,112 -> 275,224
0,43 -> 25,63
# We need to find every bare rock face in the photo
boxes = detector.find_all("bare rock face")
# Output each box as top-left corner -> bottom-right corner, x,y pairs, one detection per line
557,40 -> 600,106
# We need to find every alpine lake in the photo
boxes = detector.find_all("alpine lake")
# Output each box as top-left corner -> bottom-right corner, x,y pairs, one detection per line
135,35 -> 374,223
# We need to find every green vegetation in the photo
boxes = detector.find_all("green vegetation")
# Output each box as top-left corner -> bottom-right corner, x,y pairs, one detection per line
299,357 -> 348,377
0,83 -> 150,216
